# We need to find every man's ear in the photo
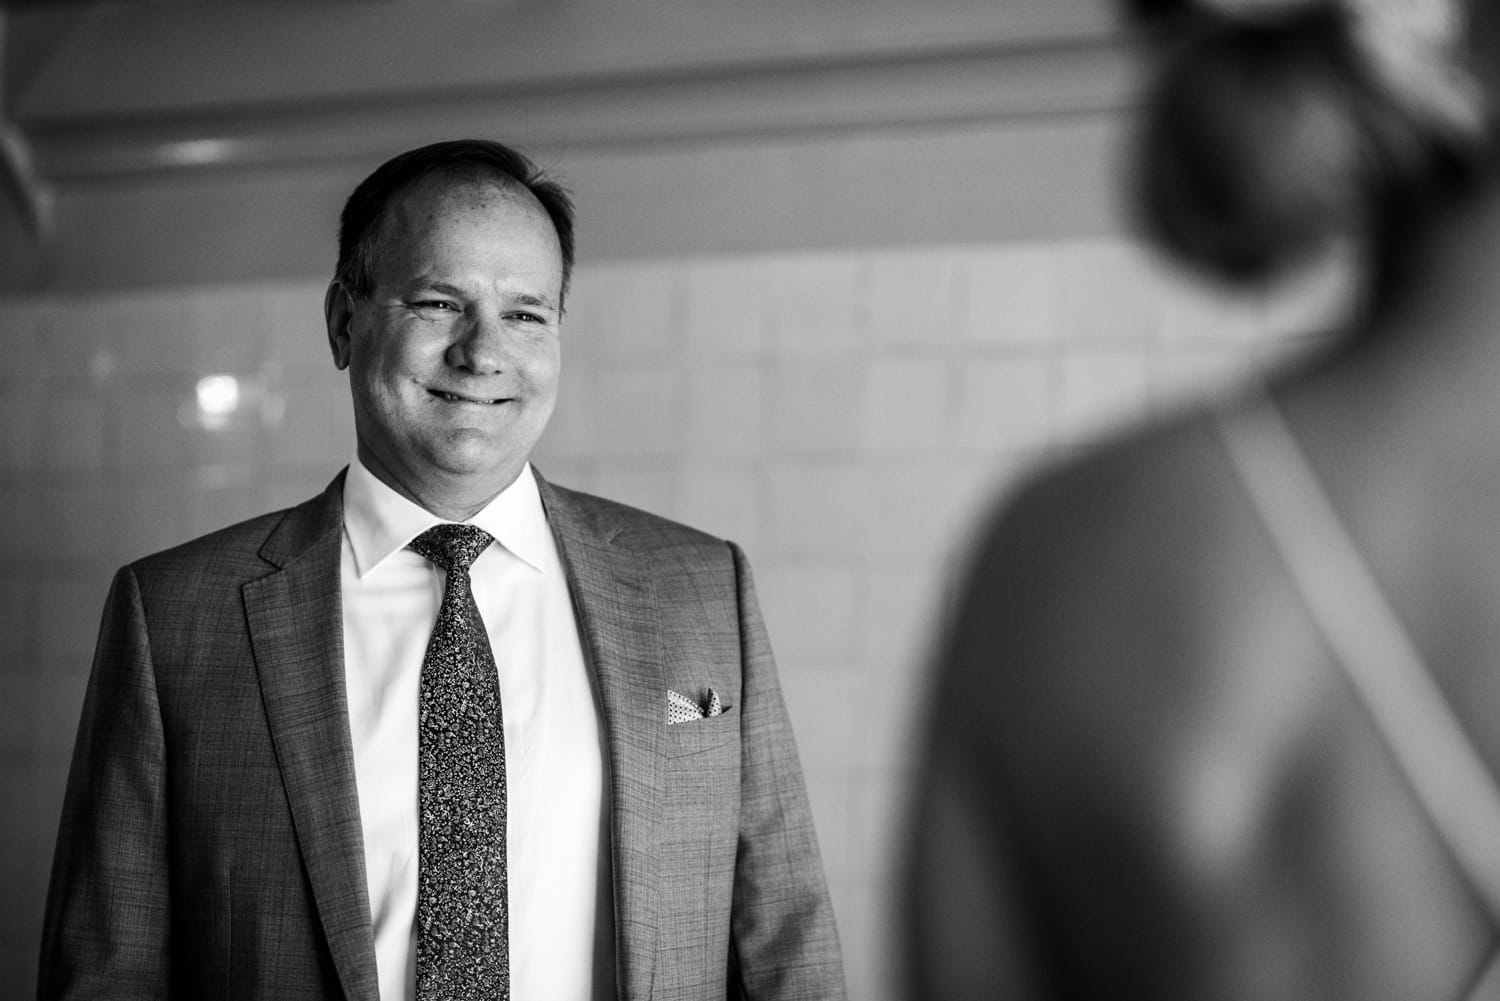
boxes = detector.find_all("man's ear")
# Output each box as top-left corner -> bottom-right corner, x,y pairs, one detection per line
324,280 -> 354,371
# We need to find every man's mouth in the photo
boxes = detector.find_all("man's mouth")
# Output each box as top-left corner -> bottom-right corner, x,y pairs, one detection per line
431,390 -> 506,405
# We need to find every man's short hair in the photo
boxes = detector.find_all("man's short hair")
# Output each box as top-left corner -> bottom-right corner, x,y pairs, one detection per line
334,139 -> 576,303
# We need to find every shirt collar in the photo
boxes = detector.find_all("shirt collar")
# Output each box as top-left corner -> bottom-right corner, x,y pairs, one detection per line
342,458 -> 551,578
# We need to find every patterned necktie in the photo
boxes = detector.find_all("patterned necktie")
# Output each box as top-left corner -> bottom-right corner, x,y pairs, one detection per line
408,524 -> 509,1001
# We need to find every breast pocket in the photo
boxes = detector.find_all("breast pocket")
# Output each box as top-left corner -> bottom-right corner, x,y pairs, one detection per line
665,706 -> 738,757
662,706 -> 741,851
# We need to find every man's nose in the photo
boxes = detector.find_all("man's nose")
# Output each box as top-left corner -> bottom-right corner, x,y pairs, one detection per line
447,310 -> 508,374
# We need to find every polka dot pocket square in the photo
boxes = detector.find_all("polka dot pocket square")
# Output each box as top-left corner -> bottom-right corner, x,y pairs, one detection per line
666,688 -> 726,725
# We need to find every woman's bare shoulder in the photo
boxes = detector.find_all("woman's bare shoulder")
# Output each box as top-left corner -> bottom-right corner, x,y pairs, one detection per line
943,400 -> 1325,770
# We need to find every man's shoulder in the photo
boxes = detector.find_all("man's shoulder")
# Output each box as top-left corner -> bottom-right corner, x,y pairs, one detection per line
540,478 -> 733,558
127,474 -> 344,583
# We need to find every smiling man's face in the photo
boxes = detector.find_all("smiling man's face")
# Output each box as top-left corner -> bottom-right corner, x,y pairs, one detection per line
326,174 -> 564,520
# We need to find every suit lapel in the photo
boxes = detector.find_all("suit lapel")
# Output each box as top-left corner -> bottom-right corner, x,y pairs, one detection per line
243,472 -> 380,1001
539,476 -> 664,1001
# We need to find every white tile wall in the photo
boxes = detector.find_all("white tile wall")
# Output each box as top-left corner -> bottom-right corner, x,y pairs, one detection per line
954,354 -> 1055,453
684,359 -> 768,457
766,254 -> 865,355
860,356 -> 953,454
960,245 -> 1059,345
680,256 -> 771,356
864,247 -> 963,349
0,236 -> 1352,999
769,357 -> 863,455
570,261 -> 685,359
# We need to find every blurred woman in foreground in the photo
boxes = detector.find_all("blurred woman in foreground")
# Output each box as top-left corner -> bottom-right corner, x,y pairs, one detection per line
904,0 -> 1500,997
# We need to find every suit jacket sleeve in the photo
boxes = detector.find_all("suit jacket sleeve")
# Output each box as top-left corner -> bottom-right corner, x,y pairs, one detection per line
727,542 -> 848,1000
38,566 -> 172,1000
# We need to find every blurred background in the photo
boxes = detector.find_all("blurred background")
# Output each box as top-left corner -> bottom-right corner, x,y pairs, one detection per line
0,1 -> 1352,997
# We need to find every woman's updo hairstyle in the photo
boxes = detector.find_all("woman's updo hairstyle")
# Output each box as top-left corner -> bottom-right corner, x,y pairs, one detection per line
1125,0 -> 1488,285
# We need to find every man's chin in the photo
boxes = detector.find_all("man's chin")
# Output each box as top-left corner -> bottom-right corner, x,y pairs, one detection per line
427,440 -> 530,487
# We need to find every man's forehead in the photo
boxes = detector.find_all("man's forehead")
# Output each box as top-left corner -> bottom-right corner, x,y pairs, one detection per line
385,173 -> 546,231
367,173 -> 564,287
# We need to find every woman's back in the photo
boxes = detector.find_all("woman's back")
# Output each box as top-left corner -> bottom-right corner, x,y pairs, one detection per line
907,368 -> 1500,997
903,2 -> 1500,995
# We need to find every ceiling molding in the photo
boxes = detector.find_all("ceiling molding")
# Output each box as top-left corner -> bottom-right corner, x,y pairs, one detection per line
7,0 -> 1131,185
28,39 -> 1135,183
0,1 -> 1139,292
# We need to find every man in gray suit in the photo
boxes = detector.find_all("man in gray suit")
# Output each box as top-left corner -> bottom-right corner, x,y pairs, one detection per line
38,139 -> 845,1001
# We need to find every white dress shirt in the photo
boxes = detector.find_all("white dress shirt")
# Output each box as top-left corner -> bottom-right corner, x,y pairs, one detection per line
340,459 -> 613,1001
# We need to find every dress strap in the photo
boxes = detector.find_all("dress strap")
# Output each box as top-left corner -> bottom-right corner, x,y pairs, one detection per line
1215,398 -> 1500,922
1462,952 -> 1500,1001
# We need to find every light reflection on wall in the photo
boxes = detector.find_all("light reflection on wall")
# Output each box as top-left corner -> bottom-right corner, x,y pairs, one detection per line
195,374 -> 240,429
182,368 -> 286,432
162,138 -> 239,168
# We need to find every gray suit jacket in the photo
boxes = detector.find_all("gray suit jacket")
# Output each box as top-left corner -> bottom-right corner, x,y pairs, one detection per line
38,471 -> 845,1000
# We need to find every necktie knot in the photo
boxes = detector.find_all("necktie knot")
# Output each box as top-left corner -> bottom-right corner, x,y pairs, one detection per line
409,524 -> 494,575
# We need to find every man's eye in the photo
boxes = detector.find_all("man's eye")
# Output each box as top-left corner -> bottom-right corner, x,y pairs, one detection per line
408,300 -> 458,313
507,311 -> 546,324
